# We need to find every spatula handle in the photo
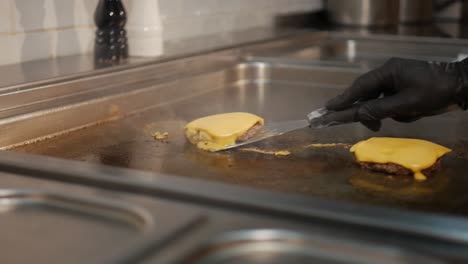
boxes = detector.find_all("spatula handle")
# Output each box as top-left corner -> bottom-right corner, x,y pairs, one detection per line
306,107 -> 355,128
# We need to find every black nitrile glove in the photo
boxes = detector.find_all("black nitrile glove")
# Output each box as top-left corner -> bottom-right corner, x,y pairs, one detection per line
316,57 -> 468,131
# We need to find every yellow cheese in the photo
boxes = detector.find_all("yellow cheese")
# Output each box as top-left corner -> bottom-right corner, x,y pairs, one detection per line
350,137 -> 451,181
185,112 -> 264,151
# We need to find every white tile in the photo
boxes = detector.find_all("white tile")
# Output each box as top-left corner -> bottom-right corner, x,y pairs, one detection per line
46,0 -> 59,29
14,0 -> 48,31
238,0 -> 259,11
270,0 -> 288,13
255,12 -> 274,27
232,13 -> 255,31
76,28 -> 94,54
16,31 -> 53,62
244,0 -> 269,10
179,17 -> 202,38
162,17 -> 202,41
121,0 -> 131,11
216,14 -> 234,33
50,0 -> 77,28
181,0 -> 218,16
13,0 -> 59,31
272,0 -> 293,14
262,0 -> 276,12
260,0 -> 276,14
0,0 -> 12,33
14,0 -> 98,32
269,0 -> 322,15
162,18 -> 183,40
75,0 -> 98,27
159,0 -> 182,19
161,18 -> 179,40
200,15 -> 222,35
0,34 -> 21,65
292,0 -> 305,12
302,0 -> 323,11
218,0 -> 266,13
217,0 -> 242,13
291,0 -> 321,12
52,28 -> 93,57
207,0 -> 223,13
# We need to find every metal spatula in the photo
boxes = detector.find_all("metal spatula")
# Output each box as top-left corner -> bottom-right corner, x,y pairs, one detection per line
220,108 -> 338,151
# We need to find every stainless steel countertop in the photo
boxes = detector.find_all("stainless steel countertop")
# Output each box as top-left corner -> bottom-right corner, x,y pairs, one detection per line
4,158 -> 467,263
0,28 -> 301,91
13,58 -> 468,217
2,29 -> 468,227
2,28 -> 468,263
1,21 -> 467,91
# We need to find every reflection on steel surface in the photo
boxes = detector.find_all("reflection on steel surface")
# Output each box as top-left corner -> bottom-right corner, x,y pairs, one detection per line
7,32 -> 468,218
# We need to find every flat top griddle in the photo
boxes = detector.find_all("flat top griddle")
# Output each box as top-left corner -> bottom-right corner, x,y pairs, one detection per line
15,78 -> 468,217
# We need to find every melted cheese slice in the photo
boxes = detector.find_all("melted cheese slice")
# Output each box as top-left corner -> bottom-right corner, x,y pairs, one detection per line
350,137 -> 451,181
185,112 -> 264,151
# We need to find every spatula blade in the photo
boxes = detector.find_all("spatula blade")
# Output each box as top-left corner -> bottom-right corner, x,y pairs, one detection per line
220,119 -> 309,151
218,107 -> 334,151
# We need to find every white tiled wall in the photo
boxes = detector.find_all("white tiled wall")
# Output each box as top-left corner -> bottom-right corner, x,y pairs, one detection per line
0,0 -> 322,65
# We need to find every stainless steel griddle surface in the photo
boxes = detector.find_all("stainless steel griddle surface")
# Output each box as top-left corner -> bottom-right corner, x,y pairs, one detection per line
14,73 -> 468,217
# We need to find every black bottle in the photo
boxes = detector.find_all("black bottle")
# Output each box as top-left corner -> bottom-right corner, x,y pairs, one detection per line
94,0 -> 128,66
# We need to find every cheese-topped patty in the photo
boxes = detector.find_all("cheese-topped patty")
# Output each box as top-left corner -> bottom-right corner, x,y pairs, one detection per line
350,137 -> 451,181
185,112 -> 264,151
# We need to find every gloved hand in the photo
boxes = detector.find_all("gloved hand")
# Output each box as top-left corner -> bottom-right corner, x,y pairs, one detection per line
315,57 -> 468,131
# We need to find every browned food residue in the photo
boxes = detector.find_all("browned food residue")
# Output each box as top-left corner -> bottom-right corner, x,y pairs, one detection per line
109,104 -> 122,117
153,131 -> 169,140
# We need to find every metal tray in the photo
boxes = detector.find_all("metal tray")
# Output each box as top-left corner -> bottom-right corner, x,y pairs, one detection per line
3,156 -> 468,264
4,31 -> 468,264
247,33 -> 468,69
180,229 -> 443,264
0,189 -> 150,263
0,172 -> 204,264
2,33 -> 468,219
11,59 -> 468,218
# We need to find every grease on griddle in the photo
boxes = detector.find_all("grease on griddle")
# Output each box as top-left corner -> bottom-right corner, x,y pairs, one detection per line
349,171 -> 450,202
239,147 -> 291,156
306,143 -> 351,148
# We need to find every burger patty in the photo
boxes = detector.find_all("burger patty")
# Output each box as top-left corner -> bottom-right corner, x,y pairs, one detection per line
185,123 -> 263,145
357,159 -> 442,176
236,123 -> 263,142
